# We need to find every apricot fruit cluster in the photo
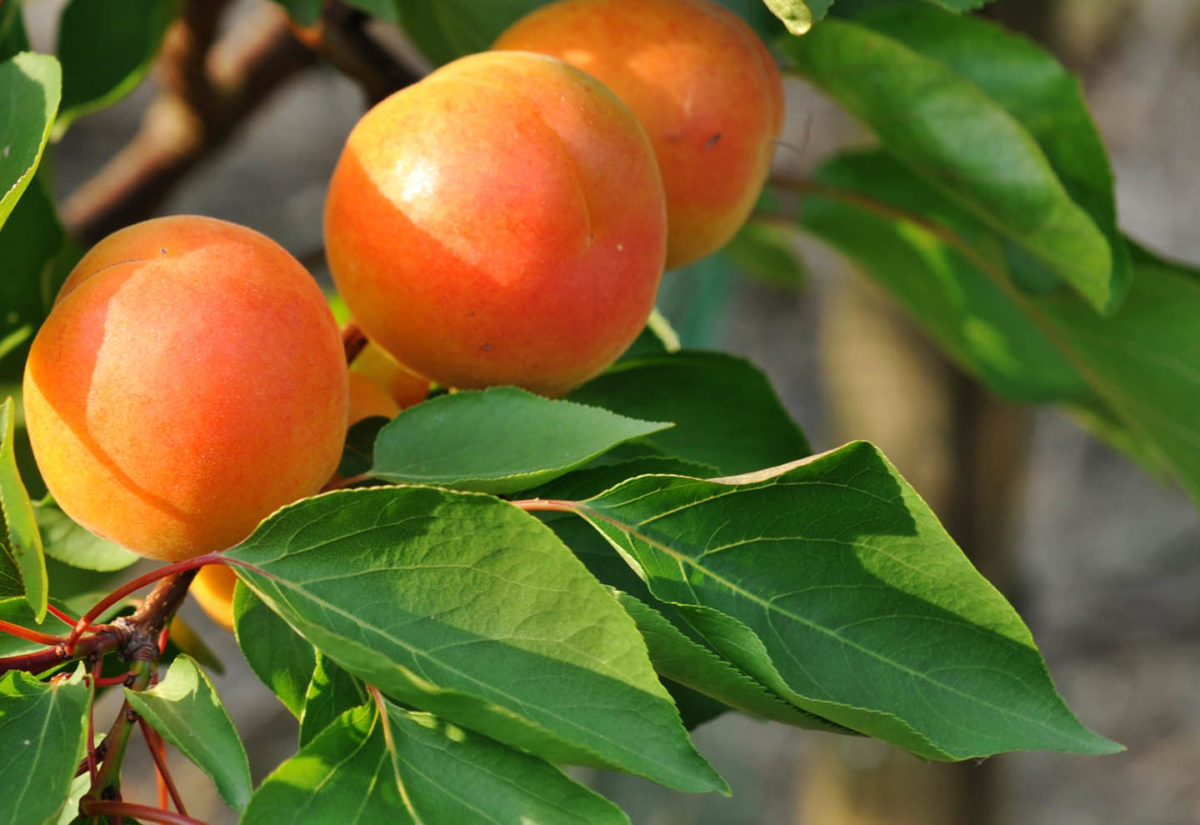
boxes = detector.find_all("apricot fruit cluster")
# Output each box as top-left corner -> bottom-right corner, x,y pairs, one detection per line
22,0 -> 781,582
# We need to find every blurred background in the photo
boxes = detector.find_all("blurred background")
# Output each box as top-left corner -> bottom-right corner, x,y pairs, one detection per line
22,0 -> 1200,822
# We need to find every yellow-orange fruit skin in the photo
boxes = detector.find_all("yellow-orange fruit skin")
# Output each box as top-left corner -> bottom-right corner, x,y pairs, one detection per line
351,341 -> 429,409
191,564 -> 237,632
324,51 -> 667,397
495,0 -> 784,269
23,216 -> 349,562
347,371 -> 402,424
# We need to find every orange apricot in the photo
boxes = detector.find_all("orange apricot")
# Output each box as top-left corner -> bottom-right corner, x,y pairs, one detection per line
495,0 -> 784,269
191,563 -> 237,632
324,51 -> 666,397
350,341 -> 429,409
23,216 -> 348,562
347,371 -> 402,424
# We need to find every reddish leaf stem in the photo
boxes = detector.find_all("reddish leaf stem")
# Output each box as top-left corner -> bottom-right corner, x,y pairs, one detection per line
46,602 -> 80,627
79,799 -> 206,825
0,619 -> 65,646
140,718 -> 188,815
67,554 -> 227,651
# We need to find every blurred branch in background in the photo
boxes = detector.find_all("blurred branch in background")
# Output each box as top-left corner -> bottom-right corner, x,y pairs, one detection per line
60,0 -> 423,246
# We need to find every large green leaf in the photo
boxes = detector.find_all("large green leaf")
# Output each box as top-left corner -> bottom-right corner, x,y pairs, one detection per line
369,386 -> 671,494
246,702 -> 630,825
0,397 -> 46,619
855,2 -> 1131,305
571,442 -> 1120,760
226,487 -> 726,794
298,651 -> 368,748
794,149 -> 1200,505
54,0 -> 180,137
782,17 -> 1117,312
570,352 -> 810,474
124,654 -> 252,811
232,580 -> 316,718
0,52 -> 60,230
1034,244 -> 1200,504
798,150 -> 1089,401
0,667 -> 90,825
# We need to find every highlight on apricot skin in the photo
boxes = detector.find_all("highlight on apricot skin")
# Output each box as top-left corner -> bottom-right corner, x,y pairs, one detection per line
324,50 -> 667,398
191,563 -> 237,632
23,215 -> 349,562
495,0 -> 784,269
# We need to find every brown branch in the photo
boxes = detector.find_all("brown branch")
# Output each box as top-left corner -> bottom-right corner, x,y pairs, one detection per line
79,798 -> 206,825
310,3 -> 425,105
62,1 -> 317,244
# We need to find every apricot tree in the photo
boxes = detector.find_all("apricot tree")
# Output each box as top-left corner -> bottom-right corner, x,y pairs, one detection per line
2,1 -> 1197,824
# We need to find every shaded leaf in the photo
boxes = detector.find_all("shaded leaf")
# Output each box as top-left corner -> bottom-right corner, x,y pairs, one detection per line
35,501 -> 137,572
0,176 -> 63,375
370,386 -> 671,495
298,651 -> 367,748
573,443 -> 1121,760
0,667 -> 90,825
570,352 -> 810,474
723,219 -> 807,290
1,397 -> 46,619
616,590 -> 846,730
125,655 -> 252,811
54,0 -> 180,136
268,0 -> 324,26
232,580 -> 315,718
0,52 -> 60,229
782,18 -> 1116,312
227,487 -> 726,794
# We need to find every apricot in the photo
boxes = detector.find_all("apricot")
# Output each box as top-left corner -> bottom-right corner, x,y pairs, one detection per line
23,215 -> 348,562
191,563 -> 237,632
347,371 -> 402,424
324,50 -> 666,397
350,341 -> 429,409
495,0 -> 784,269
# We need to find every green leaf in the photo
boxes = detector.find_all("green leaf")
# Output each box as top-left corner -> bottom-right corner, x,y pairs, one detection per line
1034,243 -> 1200,504
227,487 -> 726,794
530,456 -> 720,501
797,150 -> 1089,401
782,17 -> 1117,312
763,0 -> 813,34
268,0 -> 323,25
35,501 -> 138,572
248,701 -> 630,825
54,0 -> 180,137
0,52 -> 61,230
346,0 -> 399,21
0,175 -> 67,377
369,386 -> 672,494
0,667 -> 90,825
570,352 -> 811,474
242,704 -> 413,825
338,416 -> 386,479
616,590 -> 846,730
0,597 -> 55,657
573,442 -> 1121,760
0,2 -> 31,62
298,651 -> 368,748
1,397 -> 46,619
124,654 -> 252,811
793,150 -> 1200,505
723,219 -> 808,290
381,699 -> 631,825
855,2 -> 1131,306
232,580 -> 315,718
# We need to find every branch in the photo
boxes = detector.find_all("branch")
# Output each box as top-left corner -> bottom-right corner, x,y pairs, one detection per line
308,3 -> 426,105
61,0 -> 317,244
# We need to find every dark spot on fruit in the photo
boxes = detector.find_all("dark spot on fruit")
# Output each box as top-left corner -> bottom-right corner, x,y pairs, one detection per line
705,132 -> 722,149
481,343 -> 492,351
